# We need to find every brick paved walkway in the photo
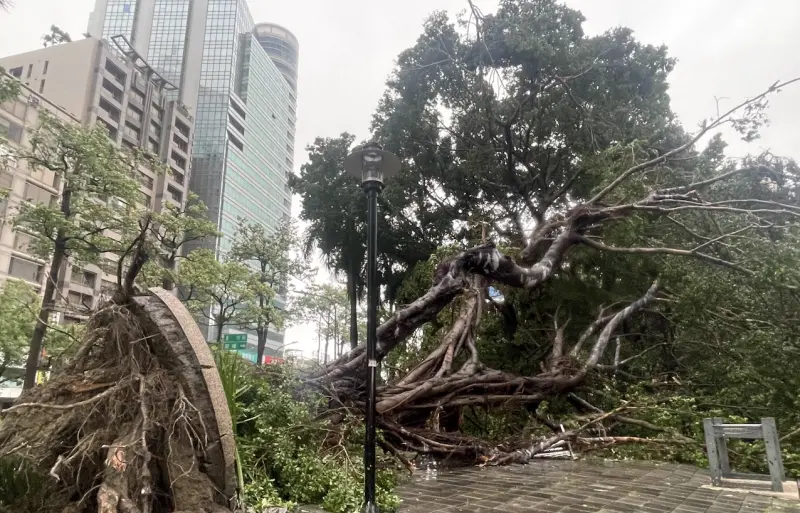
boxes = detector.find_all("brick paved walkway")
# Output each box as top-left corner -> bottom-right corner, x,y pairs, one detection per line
397,460 -> 800,513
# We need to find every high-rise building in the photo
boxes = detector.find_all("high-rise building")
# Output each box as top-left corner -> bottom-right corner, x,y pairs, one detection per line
0,38 -> 195,322
87,0 -> 298,354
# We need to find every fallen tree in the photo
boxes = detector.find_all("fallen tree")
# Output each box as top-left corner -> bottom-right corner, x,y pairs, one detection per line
309,73 -> 800,466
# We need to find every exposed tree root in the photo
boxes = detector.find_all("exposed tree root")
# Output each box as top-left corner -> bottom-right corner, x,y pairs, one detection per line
0,294 -> 234,513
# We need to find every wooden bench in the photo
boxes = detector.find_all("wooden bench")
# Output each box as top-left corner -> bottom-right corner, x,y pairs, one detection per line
703,417 -> 785,492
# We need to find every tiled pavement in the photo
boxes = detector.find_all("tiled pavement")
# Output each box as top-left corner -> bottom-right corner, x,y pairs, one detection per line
397,460 -> 800,513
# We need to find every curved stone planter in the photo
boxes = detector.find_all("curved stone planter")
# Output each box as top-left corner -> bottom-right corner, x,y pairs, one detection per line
133,287 -> 236,505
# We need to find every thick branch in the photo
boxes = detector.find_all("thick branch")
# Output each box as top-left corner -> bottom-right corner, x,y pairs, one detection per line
577,236 -> 755,275
583,282 -> 659,372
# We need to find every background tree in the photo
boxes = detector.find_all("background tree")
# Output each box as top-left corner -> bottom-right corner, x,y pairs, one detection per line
229,218 -> 305,365
178,249 -> 253,343
0,66 -> 21,103
292,133 -> 458,349
137,192 -> 220,291
304,0 -> 800,470
291,134 -> 365,351
294,283 -> 351,363
0,280 -> 38,383
42,25 -> 71,47
12,111 -> 145,389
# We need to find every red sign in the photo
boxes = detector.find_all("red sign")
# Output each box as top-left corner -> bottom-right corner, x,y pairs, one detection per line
262,356 -> 285,365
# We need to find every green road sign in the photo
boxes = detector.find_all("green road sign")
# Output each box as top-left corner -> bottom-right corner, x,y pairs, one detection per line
224,333 -> 247,343
223,341 -> 247,350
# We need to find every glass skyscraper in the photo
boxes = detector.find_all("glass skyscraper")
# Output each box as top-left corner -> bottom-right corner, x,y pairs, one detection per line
87,0 -> 298,350
89,0 -> 295,246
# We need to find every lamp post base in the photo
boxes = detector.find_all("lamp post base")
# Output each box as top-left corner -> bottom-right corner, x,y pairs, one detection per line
363,501 -> 379,513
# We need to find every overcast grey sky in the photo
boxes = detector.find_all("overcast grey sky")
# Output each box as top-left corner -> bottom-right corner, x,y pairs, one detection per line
2,0 -> 798,356
1,0 -> 798,167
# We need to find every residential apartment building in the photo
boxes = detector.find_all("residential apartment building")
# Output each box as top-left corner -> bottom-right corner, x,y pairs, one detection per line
0,37 -> 195,324
87,0 -> 299,354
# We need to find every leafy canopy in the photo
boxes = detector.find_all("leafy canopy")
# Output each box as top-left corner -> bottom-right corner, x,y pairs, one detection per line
12,111 -> 146,265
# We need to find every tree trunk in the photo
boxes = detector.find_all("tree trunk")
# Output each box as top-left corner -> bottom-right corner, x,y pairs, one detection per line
317,328 -> 321,363
161,254 -> 176,291
256,323 -> 269,366
324,311 -> 330,364
348,262 -> 358,349
23,238 -> 66,389
215,315 -> 224,343
333,305 -> 339,358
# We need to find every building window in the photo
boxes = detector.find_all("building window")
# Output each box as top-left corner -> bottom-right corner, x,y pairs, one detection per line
0,118 -> 24,143
140,191 -> 151,207
99,259 -> 117,276
67,290 -> 94,311
148,137 -> 159,154
8,256 -> 43,283
126,105 -> 142,122
170,150 -> 186,170
70,269 -> 97,289
228,131 -> 243,151
167,185 -> 182,203
24,181 -> 55,206
8,66 -> 22,78
26,64 -> 32,78
130,90 -> 144,106
175,119 -> 190,138
230,99 -> 246,119
139,172 -> 154,188
229,114 -> 244,135
38,80 -> 45,94
99,98 -> 121,121
123,122 -> 140,140
0,170 -> 12,189
13,231 -> 35,253
151,102 -> 163,120
1,99 -> 26,118
101,78 -> 123,103
43,61 -> 49,74
104,60 -> 126,86
171,169 -> 184,185
97,118 -> 118,140
172,133 -> 188,152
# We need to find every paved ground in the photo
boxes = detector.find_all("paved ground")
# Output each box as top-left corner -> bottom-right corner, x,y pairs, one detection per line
397,460 -> 800,513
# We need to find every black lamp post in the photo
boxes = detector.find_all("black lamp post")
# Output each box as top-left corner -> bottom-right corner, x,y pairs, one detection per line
344,142 -> 400,513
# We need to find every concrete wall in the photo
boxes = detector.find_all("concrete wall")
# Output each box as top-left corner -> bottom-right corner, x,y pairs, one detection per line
0,39 -> 100,122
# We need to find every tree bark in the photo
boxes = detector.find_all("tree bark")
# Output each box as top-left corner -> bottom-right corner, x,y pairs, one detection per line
256,324 -> 269,366
348,261 -> 358,349
323,311 -> 330,364
215,316 -> 224,344
333,305 -> 340,358
23,238 -> 65,389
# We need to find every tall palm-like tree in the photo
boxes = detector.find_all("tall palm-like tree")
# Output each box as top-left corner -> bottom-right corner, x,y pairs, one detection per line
293,133 -> 368,351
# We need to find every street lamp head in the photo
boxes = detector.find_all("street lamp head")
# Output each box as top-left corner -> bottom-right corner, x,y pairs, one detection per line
344,141 -> 401,187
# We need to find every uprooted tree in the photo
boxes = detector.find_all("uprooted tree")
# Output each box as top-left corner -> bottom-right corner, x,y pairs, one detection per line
0,221 -> 237,512
297,0 -> 800,466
